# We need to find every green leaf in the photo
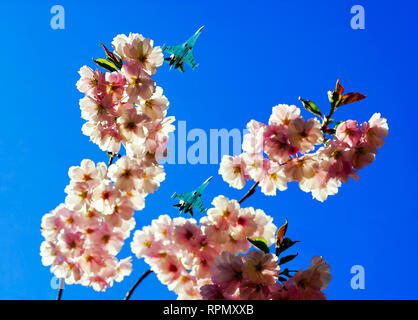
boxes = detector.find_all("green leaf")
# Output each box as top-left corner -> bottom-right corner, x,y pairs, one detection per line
93,58 -> 118,72
298,97 -> 322,117
328,90 -> 341,111
247,238 -> 270,254
278,238 -> 300,254
333,120 -> 343,130
328,79 -> 366,109
279,268 -> 295,278
279,253 -> 298,265
328,78 -> 344,110
280,268 -> 291,278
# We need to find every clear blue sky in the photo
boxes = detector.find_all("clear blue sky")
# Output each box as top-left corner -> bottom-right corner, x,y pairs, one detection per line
1,0 -> 417,300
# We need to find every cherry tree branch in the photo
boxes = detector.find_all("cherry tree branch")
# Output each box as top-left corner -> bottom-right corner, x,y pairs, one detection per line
238,181 -> 260,204
108,155 -> 116,166
124,269 -> 153,300
57,278 -> 64,300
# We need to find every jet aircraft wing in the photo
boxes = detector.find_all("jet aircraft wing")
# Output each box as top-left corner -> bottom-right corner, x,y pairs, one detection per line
172,192 -> 192,202
186,26 -> 204,48
184,51 -> 198,70
193,197 -> 206,214
162,44 -> 184,56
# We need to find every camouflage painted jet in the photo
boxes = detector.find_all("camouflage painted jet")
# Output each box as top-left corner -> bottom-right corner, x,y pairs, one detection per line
162,26 -> 204,72
171,176 -> 212,216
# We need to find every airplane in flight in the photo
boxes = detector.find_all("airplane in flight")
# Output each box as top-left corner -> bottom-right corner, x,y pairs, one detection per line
162,26 -> 204,72
171,176 -> 212,216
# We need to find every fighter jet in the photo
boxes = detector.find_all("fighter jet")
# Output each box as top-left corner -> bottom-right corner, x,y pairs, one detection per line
171,176 -> 212,216
162,26 -> 204,72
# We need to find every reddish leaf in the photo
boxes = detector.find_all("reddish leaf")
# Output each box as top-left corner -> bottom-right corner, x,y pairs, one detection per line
100,43 -> 122,69
340,92 -> 367,106
275,219 -> 288,248
335,78 -> 344,95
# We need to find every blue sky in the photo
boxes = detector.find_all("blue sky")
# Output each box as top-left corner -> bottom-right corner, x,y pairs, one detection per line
0,0 -> 417,299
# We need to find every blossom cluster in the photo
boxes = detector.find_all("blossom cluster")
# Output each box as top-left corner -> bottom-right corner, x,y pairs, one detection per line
41,160 -> 131,291
130,195 -> 277,299
41,32 -> 174,291
219,104 -> 388,201
40,156 -> 166,291
76,33 -> 175,159
131,195 -> 331,300
201,254 -> 331,300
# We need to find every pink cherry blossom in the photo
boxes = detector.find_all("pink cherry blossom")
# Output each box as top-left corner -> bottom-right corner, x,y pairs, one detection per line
81,120 -> 122,153
269,104 -> 301,126
130,196 -> 278,299
137,86 -> 169,119
336,120 -> 362,147
79,94 -> 116,123
243,250 -> 279,285
242,120 -> 266,153
105,71 -> 126,102
200,283 -> 228,300
122,61 -> 156,102
76,66 -> 105,96
230,207 -> 258,241
107,156 -> 142,191
117,108 -> 149,142
263,124 -> 295,164
218,155 -> 248,189
351,142 -> 376,169
173,218 -> 202,251
287,117 -> 322,153
241,153 -> 269,181
112,33 -> 163,75
362,113 -> 389,149
259,161 -> 288,195
91,181 -> 120,215
239,280 -> 275,300
210,251 -> 244,294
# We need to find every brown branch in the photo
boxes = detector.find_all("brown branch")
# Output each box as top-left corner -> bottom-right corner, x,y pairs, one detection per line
124,269 -> 153,300
238,157 -> 297,205
238,181 -> 260,204
57,288 -> 63,300
108,155 -> 115,167
56,278 -> 64,300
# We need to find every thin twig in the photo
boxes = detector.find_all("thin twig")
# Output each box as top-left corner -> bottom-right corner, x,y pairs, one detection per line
57,278 -> 64,300
124,269 -> 153,300
238,181 -> 260,204
108,155 -> 115,167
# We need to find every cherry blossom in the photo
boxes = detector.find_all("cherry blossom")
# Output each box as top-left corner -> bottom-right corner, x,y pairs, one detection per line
219,104 -> 388,202
112,33 -> 164,75
130,196 -> 278,299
